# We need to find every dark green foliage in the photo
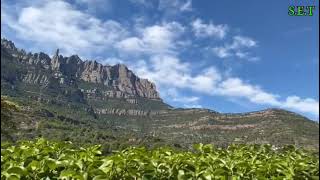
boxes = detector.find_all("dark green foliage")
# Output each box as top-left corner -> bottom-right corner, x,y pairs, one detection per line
1,96 -> 20,141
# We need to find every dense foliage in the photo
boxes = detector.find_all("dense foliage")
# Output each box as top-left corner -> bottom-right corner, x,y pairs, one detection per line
1,139 -> 319,179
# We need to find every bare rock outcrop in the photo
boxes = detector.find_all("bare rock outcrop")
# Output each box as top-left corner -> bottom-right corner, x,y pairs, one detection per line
1,38 -> 161,100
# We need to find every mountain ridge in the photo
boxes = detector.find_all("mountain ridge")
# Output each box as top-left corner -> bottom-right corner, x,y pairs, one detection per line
1,38 -> 319,151
1,38 -> 313,117
1,38 -> 161,100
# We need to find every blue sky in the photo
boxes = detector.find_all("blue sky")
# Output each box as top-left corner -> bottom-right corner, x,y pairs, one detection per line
1,0 -> 319,120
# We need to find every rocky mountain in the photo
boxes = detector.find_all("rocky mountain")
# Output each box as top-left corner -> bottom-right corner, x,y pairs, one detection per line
1,38 -> 319,152
1,38 -> 160,100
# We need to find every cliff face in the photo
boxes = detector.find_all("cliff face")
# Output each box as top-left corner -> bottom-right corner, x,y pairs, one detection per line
1,38 -> 160,100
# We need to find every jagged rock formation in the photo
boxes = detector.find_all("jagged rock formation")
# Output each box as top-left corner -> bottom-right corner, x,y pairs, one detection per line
1,38 -> 160,100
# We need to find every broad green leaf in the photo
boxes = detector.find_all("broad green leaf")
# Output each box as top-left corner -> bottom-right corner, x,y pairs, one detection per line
7,166 -> 27,176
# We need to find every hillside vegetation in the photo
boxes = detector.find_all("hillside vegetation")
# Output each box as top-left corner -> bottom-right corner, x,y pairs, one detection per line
1,96 -> 319,153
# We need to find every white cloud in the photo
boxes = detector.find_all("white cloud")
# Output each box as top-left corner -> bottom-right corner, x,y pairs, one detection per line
116,22 -> 185,55
282,96 -> 319,116
129,55 -> 318,117
212,35 -> 258,60
212,47 -> 231,58
184,104 -> 203,108
130,55 -> 221,94
116,37 -> 144,53
191,18 -> 228,39
180,0 -> 192,12
215,78 -> 318,116
165,88 -> 199,103
213,78 -> 318,116
235,51 -> 249,59
190,67 -> 221,94
142,23 -> 182,50
132,55 -> 191,88
158,0 -> 193,12
158,88 -> 202,109
175,96 -> 199,103
100,57 -> 124,66
234,52 -> 260,62
231,36 -> 257,49
216,78 -> 280,106
2,0 -> 127,56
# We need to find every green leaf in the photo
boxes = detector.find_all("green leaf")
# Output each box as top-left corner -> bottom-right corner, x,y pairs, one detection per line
7,174 -> 20,180
213,168 -> 225,175
7,166 -> 27,176
93,175 -> 109,180
46,159 -> 57,170
178,170 -> 185,180
27,160 -> 40,171
59,169 -> 78,178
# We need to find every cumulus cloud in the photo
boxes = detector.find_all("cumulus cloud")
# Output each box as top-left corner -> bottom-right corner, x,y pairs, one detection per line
212,35 -> 259,61
191,18 -> 229,39
116,22 -> 185,55
130,55 -> 221,94
165,88 -> 200,103
213,78 -> 317,116
156,87 -> 202,108
282,96 -> 319,116
212,47 -> 231,58
216,78 -> 280,106
2,0 -> 127,56
129,55 -> 318,117
231,36 -> 257,49
191,18 -> 228,39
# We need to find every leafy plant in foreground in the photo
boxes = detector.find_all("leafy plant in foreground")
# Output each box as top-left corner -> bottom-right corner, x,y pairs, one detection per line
1,139 -> 319,179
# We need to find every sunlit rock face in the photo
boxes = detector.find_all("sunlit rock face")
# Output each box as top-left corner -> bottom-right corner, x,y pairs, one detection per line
1,38 -> 161,100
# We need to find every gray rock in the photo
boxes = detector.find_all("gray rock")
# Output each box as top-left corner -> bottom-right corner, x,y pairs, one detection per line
1,38 -> 162,100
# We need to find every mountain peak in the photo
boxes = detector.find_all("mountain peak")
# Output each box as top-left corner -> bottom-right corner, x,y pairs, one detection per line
54,48 -> 60,57
1,38 -> 17,52
1,38 -> 162,100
